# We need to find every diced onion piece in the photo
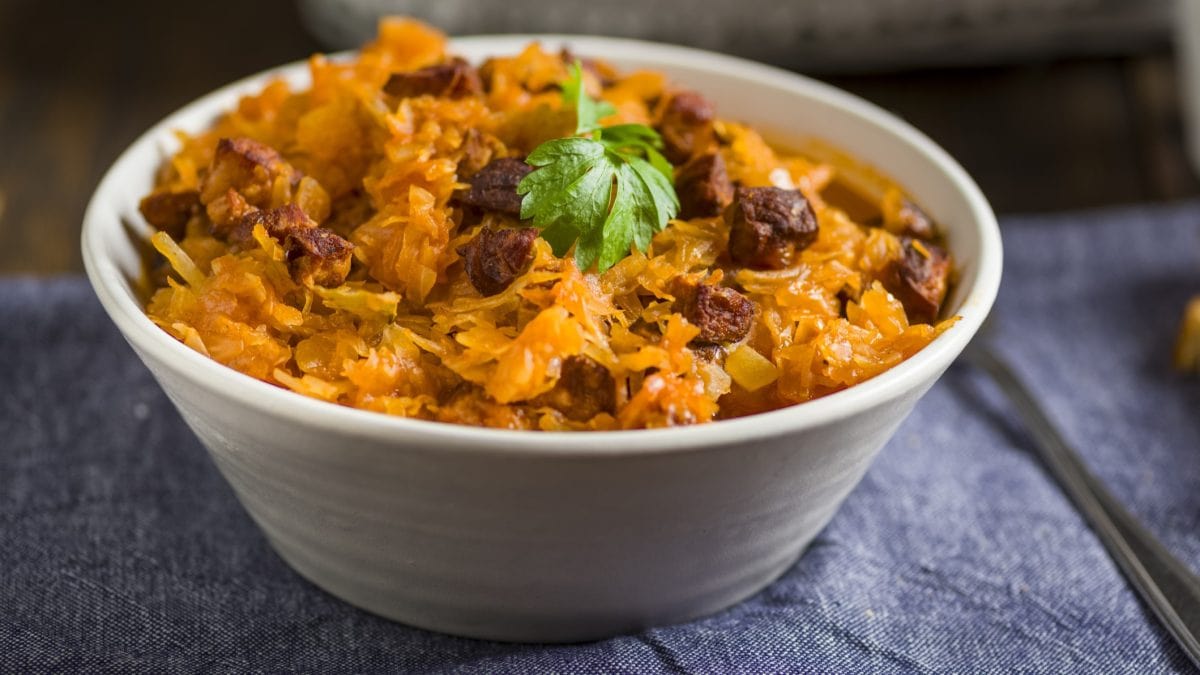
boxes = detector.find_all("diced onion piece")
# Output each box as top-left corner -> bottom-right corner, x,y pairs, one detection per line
151,230 -> 205,287
726,344 -> 779,392
315,285 -> 402,321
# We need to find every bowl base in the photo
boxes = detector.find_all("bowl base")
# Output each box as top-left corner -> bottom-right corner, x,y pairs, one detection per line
265,529 -> 806,643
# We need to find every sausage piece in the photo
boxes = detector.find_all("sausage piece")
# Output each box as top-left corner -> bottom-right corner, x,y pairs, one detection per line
690,343 -> 726,364
457,226 -> 539,296
384,58 -> 482,99
675,153 -> 733,219
533,355 -> 616,421
658,91 -> 715,163
235,204 -> 353,287
284,226 -> 354,288
199,137 -> 301,209
455,157 -> 532,216
672,277 -> 754,344
726,187 -> 818,270
436,384 -> 534,429
885,237 -> 951,324
881,189 -> 937,239
139,189 -> 200,238
231,202 -> 315,244
893,199 -> 936,240
205,189 -> 257,239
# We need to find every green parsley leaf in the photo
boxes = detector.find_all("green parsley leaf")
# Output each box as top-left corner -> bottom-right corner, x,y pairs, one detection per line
516,61 -> 679,273
561,62 -> 617,135
600,124 -> 674,182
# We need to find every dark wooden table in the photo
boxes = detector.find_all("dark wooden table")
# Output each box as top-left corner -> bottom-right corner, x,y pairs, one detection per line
2,0 -> 1197,274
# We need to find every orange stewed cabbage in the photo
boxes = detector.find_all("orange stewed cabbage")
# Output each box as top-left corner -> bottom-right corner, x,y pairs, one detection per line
141,18 -> 955,431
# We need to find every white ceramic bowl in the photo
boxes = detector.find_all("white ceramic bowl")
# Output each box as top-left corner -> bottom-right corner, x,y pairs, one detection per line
82,36 -> 1002,643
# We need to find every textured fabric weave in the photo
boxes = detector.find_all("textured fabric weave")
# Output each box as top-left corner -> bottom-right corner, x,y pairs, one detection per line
2,202 -> 1199,673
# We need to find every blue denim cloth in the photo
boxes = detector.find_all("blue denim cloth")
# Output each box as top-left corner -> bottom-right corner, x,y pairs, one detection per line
2,202 -> 1199,673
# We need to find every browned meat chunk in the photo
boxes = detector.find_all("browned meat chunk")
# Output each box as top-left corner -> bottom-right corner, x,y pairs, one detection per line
456,157 -> 532,216
139,189 -> 199,238
691,343 -> 726,363
675,153 -> 733,219
672,277 -> 754,344
231,202 -> 315,244
199,137 -> 301,211
882,190 -> 937,240
894,200 -> 935,239
885,237 -> 951,324
207,189 -> 257,239
726,187 -> 818,269
457,226 -> 539,296
533,355 -> 616,421
384,58 -> 482,99
229,203 -> 352,287
436,384 -> 534,429
283,226 -> 354,288
658,91 -> 715,163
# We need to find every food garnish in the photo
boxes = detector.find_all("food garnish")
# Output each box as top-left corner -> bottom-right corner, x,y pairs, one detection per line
518,63 -> 679,273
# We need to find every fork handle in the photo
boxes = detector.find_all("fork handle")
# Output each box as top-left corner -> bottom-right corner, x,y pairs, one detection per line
964,347 -> 1200,668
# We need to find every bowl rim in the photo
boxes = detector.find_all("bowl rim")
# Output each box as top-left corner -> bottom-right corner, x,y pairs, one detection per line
82,33 -> 1002,456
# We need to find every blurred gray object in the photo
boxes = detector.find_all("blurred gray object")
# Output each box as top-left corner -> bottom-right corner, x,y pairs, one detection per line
1180,0 -> 1200,175
297,0 -> 1172,73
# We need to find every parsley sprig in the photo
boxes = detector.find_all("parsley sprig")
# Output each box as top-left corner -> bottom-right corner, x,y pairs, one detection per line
517,63 -> 679,273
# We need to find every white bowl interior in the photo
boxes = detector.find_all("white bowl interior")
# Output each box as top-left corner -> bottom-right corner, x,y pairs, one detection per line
82,35 -> 1001,452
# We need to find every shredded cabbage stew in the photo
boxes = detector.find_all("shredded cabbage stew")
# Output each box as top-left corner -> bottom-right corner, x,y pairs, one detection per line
139,17 -> 957,431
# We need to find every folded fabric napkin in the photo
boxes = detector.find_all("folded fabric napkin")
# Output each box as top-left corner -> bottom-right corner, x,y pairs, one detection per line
2,202 -> 1199,673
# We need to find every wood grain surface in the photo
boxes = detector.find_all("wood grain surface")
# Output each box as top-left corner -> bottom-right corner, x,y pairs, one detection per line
1,0 -> 1196,274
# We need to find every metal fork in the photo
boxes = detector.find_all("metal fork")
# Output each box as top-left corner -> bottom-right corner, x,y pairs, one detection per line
960,340 -> 1200,669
